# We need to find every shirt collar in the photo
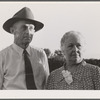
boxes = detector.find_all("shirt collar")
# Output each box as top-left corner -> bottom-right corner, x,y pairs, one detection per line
26,45 -> 31,56
12,43 -> 31,56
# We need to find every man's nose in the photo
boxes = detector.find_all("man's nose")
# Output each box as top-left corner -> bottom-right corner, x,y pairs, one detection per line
25,28 -> 31,35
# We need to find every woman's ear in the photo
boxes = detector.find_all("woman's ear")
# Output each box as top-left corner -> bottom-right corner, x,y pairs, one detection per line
61,45 -> 65,54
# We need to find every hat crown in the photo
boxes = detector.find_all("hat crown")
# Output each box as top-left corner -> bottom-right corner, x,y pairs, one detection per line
3,7 -> 44,33
13,7 -> 34,20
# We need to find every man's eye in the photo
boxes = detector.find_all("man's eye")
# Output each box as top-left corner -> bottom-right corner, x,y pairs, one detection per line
21,26 -> 27,31
29,26 -> 34,30
68,44 -> 73,48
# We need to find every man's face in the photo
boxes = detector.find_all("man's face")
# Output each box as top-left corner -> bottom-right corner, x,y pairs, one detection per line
62,34 -> 84,64
12,20 -> 35,46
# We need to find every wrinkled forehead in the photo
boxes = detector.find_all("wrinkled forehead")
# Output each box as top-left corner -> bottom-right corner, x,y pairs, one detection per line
68,33 -> 83,42
61,31 -> 85,45
12,20 -> 35,28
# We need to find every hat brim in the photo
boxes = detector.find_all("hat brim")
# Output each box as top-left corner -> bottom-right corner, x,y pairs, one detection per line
3,18 -> 44,33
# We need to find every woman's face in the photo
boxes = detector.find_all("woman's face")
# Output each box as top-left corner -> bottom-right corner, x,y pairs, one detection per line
62,34 -> 84,65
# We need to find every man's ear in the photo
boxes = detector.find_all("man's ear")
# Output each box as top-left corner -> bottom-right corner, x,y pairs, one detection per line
10,27 -> 14,34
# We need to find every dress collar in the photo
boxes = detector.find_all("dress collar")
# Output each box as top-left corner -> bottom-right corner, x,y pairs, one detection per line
57,60 -> 86,84
72,61 -> 86,81
12,43 -> 31,56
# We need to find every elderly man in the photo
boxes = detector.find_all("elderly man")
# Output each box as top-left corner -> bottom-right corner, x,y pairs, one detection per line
0,7 -> 49,90
46,31 -> 100,90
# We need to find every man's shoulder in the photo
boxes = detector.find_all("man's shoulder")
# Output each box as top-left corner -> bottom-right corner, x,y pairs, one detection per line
0,45 -> 12,55
30,45 -> 45,56
30,45 -> 44,53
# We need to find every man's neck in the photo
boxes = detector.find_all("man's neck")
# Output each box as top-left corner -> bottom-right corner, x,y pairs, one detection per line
14,42 -> 29,49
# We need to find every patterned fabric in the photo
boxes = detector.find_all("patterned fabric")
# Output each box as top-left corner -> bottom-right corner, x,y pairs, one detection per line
46,61 -> 100,90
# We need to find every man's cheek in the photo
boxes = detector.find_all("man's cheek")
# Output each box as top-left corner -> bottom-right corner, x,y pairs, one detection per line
16,35 -> 22,41
30,34 -> 33,37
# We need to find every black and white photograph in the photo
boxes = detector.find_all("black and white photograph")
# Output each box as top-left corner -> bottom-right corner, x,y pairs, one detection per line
0,1 -> 100,99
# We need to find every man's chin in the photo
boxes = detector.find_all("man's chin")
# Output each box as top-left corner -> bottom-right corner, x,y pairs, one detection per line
23,41 -> 31,45
24,39 -> 31,43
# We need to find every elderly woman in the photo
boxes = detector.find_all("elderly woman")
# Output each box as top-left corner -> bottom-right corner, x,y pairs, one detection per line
46,31 -> 100,90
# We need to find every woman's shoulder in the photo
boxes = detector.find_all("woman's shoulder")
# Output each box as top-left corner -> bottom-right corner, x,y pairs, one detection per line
49,66 -> 64,79
50,66 -> 64,74
84,62 -> 99,68
83,62 -> 100,72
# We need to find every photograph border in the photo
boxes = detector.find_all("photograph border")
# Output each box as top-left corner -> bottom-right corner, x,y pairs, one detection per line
0,0 -> 100,99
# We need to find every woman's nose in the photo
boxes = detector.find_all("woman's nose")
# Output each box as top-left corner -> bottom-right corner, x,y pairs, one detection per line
73,45 -> 78,51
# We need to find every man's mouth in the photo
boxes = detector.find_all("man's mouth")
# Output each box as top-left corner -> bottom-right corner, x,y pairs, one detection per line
24,37 -> 30,39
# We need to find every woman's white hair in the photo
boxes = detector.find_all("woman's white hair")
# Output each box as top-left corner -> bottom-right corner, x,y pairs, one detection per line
60,31 -> 86,49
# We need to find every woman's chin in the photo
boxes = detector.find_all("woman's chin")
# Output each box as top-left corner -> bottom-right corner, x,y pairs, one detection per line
71,58 -> 82,64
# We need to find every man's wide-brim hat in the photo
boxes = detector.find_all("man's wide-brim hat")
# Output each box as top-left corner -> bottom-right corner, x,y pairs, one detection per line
3,7 -> 44,33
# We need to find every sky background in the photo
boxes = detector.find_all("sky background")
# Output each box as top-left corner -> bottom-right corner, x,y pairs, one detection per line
0,2 -> 100,59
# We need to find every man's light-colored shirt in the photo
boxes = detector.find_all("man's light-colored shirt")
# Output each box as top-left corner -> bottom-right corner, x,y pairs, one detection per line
0,43 -> 49,90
